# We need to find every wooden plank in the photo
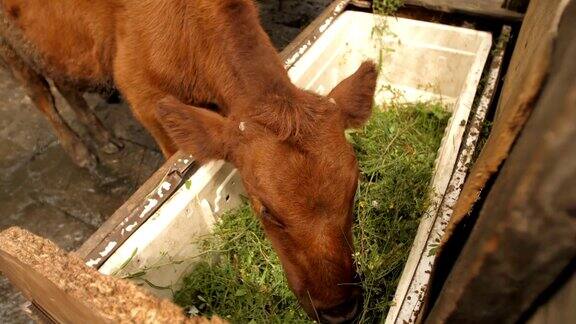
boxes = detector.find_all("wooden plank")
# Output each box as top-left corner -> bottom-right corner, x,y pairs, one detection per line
0,227 -> 222,324
443,0 -> 570,242
75,150 -> 194,260
81,159 -> 199,269
425,1 -> 576,321
403,0 -> 524,21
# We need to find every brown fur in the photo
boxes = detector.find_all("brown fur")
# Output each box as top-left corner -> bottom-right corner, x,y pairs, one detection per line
0,0 -> 378,321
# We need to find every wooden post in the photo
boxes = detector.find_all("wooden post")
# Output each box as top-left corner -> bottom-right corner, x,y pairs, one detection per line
0,227 -> 223,324
444,0 -> 570,243
425,0 -> 576,322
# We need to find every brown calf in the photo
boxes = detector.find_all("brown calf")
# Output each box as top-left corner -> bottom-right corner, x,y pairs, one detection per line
0,0 -> 377,322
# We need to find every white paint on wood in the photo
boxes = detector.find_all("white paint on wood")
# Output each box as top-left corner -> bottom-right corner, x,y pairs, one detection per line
139,198 -> 158,219
99,241 -> 117,258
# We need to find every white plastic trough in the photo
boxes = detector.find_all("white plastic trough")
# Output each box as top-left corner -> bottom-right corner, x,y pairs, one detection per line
98,11 -> 491,323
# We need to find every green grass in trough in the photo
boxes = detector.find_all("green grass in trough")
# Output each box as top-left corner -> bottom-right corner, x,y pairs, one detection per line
373,0 -> 404,15
173,102 -> 450,323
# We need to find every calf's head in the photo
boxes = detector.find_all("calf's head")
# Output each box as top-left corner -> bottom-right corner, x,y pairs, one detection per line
157,62 -> 377,323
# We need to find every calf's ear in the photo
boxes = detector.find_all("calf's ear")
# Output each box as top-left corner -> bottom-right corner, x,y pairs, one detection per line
328,61 -> 378,129
156,96 -> 232,163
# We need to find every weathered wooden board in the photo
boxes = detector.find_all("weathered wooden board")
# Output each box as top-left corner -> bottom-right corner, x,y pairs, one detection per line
443,0 -> 570,242
0,227 -> 223,324
76,150 -> 196,261
528,271 -> 576,324
425,0 -> 576,321
403,0 -> 524,21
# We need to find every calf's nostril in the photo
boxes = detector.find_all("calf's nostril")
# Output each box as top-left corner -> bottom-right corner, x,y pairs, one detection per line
317,295 -> 362,324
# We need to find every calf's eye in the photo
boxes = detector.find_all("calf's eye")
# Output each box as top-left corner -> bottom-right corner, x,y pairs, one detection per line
261,206 -> 286,229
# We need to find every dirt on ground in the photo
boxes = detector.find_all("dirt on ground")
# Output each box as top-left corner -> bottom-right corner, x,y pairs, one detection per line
0,0 -> 332,322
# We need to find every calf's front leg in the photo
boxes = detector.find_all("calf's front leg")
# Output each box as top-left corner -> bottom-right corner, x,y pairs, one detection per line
55,83 -> 124,154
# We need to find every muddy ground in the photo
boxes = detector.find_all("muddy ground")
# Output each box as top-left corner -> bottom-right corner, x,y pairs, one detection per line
0,0 -> 331,322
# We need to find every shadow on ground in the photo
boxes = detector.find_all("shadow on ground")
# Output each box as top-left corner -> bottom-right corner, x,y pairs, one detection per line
0,1 -> 332,322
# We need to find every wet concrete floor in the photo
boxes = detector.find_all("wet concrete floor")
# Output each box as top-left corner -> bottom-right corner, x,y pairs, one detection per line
0,1 -> 331,322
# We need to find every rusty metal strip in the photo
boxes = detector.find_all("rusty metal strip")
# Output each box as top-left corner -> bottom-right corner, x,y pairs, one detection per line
84,157 -> 199,269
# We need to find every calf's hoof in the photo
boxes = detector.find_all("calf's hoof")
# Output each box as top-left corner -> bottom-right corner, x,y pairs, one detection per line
76,152 -> 98,172
65,139 -> 98,171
